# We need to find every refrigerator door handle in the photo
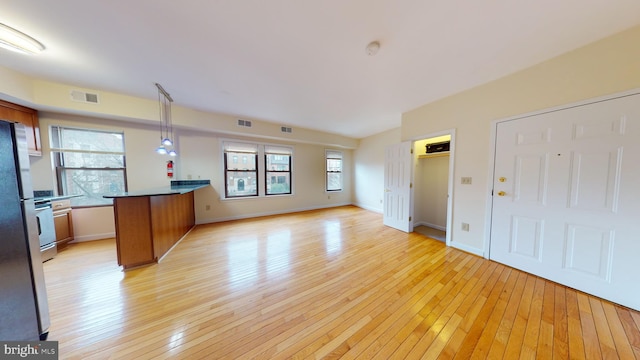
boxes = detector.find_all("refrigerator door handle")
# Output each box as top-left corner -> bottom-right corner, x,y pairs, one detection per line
37,216 -> 42,236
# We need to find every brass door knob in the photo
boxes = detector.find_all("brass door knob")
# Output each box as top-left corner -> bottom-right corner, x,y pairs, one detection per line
497,191 -> 506,196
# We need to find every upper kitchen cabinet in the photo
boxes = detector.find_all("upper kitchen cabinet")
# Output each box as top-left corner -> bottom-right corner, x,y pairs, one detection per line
0,100 -> 42,156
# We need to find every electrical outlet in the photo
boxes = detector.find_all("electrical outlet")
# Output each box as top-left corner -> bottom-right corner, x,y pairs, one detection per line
461,177 -> 472,185
205,205 -> 211,211
461,222 -> 470,231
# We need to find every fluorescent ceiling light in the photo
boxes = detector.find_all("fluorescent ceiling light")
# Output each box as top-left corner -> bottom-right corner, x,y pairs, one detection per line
0,23 -> 45,54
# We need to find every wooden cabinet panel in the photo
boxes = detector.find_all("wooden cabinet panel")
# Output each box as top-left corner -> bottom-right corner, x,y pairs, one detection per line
151,193 -> 195,259
113,192 -> 196,269
52,199 -> 74,249
53,211 -> 73,243
0,99 -> 41,156
113,197 -> 154,268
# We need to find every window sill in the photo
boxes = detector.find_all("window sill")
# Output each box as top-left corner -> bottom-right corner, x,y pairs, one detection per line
221,193 -> 295,201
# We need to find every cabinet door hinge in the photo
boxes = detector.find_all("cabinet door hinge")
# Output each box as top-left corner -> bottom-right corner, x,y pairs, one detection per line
409,216 -> 412,222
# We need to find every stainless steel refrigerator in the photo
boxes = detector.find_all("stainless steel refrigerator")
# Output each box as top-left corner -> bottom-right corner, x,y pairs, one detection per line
0,120 -> 50,341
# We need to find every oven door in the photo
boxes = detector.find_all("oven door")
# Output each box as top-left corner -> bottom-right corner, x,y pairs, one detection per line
35,205 -> 57,262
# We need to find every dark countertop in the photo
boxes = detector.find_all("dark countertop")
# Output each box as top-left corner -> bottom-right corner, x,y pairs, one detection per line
103,180 -> 210,199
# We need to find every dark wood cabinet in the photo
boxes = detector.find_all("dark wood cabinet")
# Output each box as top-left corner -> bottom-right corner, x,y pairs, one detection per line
52,199 -> 74,249
0,99 -> 41,156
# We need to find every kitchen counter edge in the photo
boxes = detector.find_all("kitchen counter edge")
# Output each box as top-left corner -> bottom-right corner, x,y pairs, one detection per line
103,180 -> 210,199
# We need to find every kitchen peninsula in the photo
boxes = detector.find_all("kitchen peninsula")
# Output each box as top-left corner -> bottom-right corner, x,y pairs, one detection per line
104,180 -> 210,269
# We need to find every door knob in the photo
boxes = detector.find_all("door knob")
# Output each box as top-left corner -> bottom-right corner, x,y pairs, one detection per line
497,191 -> 506,196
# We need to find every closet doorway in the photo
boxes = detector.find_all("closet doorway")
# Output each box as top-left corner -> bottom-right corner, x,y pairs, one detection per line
412,132 -> 454,244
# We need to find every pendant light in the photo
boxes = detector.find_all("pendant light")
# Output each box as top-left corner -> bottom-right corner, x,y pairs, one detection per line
155,83 -> 177,156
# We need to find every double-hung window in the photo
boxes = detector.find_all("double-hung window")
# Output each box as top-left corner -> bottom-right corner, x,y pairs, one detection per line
326,150 -> 343,191
265,145 -> 292,195
223,140 -> 294,198
224,142 -> 258,197
51,126 -> 127,206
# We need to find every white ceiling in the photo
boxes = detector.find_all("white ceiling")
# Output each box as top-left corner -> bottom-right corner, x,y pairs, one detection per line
1,1 -> 640,139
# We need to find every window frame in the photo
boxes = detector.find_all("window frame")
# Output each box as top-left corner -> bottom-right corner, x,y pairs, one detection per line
325,149 -> 343,192
50,125 -> 128,207
223,142 -> 259,198
221,140 -> 294,200
264,146 -> 292,196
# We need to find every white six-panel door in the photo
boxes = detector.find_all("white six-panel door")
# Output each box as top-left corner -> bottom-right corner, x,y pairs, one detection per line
490,93 -> 640,311
383,142 -> 412,233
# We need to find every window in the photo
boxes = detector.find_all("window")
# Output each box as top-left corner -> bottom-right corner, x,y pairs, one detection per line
51,126 -> 127,206
222,140 -> 293,199
265,145 -> 292,195
326,150 -> 343,191
224,142 -> 258,197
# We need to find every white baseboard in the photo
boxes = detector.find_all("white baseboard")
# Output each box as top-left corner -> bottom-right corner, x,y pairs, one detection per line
71,232 -> 115,242
450,241 -> 484,257
353,202 -> 382,214
413,221 -> 446,231
196,202 -> 354,225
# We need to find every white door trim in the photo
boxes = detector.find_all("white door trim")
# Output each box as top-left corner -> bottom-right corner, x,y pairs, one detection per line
485,87 -> 640,258
406,128 -> 456,246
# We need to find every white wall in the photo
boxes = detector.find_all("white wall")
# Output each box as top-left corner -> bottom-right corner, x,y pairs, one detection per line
401,24 -> 640,256
352,128 -> 401,212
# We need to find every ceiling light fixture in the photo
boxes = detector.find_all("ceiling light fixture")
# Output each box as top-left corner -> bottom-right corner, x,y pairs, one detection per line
0,23 -> 45,54
365,41 -> 380,56
155,83 -> 177,156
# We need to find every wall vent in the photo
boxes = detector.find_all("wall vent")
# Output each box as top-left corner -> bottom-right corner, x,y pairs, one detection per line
237,119 -> 252,128
70,90 -> 99,104
281,126 -> 292,133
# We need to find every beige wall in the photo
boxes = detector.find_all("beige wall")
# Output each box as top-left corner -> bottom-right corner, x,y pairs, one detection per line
352,128 -> 401,212
176,129 -> 353,224
28,112 -> 353,240
401,25 -> 640,255
0,68 -> 359,150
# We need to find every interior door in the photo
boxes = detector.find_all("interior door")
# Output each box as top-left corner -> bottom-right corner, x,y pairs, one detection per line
490,93 -> 640,311
383,142 -> 412,232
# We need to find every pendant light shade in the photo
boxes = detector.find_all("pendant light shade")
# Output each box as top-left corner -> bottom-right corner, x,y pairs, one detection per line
155,83 -> 177,156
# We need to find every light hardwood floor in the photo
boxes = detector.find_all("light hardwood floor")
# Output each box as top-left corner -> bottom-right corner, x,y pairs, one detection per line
43,206 -> 640,359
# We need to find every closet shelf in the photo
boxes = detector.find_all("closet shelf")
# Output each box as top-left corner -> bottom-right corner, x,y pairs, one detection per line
418,151 -> 450,159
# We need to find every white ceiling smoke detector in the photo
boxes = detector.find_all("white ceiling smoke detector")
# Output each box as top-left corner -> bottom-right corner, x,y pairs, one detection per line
365,41 -> 380,56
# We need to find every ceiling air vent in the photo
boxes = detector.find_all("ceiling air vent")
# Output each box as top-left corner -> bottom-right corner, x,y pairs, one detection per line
281,126 -> 292,133
237,119 -> 252,128
70,90 -> 99,104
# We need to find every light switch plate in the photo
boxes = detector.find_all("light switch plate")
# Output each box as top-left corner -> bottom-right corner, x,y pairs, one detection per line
461,177 -> 472,185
